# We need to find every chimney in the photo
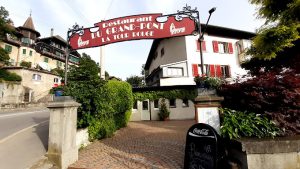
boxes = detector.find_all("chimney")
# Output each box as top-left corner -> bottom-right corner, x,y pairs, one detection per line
51,28 -> 54,36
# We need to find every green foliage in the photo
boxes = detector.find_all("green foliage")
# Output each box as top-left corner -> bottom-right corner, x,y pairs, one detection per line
158,98 -> 170,121
220,108 -> 281,139
126,75 -> 144,87
194,75 -> 223,89
0,69 -> 21,81
51,68 -> 64,77
247,24 -> 300,59
20,61 -> 32,68
0,6 -> 14,41
68,53 -> 100,82
0,6 -> 14,65
0,46 -> 9,64
204,77 -> 223,89
133,88 -> 197,102
64,54 -> 133,141
248,0 -> 300,59
105,80 -> 133,114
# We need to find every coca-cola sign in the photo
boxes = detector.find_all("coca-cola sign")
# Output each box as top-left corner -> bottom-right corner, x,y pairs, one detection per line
69,13 -> 197,50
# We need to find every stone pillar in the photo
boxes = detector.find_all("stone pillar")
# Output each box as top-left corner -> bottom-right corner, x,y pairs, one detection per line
46,96 -> 81,169
194,89 -> 223,133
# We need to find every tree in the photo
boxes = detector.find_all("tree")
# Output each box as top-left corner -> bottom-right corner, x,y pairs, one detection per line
248,0 -> 300,59
218,0 -> 300,136
126,75 -> 144,87
0,6 -> 14,65
68,53 -> 100,81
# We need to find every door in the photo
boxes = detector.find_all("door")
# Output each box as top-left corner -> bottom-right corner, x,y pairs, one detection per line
141,100 -> 150,120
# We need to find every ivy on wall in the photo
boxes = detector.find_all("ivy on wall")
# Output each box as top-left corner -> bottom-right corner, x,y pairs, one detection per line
133,88 -> 198,101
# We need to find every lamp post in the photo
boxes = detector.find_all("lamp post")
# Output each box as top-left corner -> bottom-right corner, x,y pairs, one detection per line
198,7 -> 216,75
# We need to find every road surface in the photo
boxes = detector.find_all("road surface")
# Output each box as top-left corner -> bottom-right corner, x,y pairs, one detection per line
0,108 -> 50,169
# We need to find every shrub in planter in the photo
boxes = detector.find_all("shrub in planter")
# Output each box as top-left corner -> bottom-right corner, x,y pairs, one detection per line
158,98 -> 170,121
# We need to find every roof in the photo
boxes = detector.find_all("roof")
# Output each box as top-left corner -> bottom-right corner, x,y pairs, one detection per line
145,24 -> 256,69
39,35 -> 68,45
18,16 -> 41,37
23,16 -> 35,30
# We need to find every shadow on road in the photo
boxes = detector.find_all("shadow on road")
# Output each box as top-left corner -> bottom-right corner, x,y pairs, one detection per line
31,117 -> 49,150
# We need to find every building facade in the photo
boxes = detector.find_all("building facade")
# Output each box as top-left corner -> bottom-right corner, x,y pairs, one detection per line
144,24 -> 255,86
0,15 -> 80,71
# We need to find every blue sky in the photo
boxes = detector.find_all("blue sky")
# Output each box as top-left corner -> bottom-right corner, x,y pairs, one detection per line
0,0 -> 263,80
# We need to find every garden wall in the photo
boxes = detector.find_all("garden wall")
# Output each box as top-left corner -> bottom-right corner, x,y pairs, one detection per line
229,137 -> 300,169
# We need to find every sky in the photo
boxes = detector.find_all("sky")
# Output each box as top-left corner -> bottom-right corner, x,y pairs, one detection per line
0,0 -> 263,80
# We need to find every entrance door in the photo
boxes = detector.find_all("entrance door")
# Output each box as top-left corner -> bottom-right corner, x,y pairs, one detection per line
141,100 -> 150,120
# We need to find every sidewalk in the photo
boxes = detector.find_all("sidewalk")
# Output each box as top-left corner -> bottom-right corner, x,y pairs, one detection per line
69,120 -> 194,169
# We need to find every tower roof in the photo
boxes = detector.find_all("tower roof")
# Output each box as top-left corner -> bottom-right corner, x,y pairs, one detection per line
23,16 -> 35,30
18,15 -> 40,37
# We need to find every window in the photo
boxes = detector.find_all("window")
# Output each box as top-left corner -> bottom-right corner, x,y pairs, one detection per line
32,74 -> 41,81
22,49 -> 26,55
133,101 -> 138,109
142,101 -> 148,110
21,38 -> 30,44
44,57 -> 49,63
54,78 -> 59,83
5,45 -> 12,53
29,50 -> 33,56
57,61 -> 62,67
212,41 -> 233,54
182,99 -> 189,107
194,64 -> 230,78
154,100 -> 159,109
169,99 -> 176,108
160,48 -> 165,57
167,67 -> 183,77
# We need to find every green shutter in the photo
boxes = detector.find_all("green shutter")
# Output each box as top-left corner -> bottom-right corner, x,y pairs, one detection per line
22,49 -> 26,54
5,45 -> 12,53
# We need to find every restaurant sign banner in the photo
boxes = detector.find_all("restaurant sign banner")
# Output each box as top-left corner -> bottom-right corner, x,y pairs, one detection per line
68,9 -> 198,49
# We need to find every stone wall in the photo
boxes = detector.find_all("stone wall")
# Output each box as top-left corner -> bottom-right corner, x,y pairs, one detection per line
228,137 -> 300,169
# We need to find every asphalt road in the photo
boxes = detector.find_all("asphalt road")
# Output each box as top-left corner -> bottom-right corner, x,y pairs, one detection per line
0,108 -> 50,169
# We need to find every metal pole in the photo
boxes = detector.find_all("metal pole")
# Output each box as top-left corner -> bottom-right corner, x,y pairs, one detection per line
198,8 -> 216,76
197,11 -> 204,76
64,47 -> 69,85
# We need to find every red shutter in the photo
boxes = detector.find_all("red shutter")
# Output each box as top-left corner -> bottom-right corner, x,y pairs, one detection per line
228,42 -> 233,54
216,65 -> 221,77
210,65 -> 215,77
202,41 -> 206,52
192,64 -> 199,77
196,40 -> 200,51
212,41 -> 219,53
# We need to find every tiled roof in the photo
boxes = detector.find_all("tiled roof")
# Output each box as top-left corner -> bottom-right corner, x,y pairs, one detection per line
23,16 -> 35,30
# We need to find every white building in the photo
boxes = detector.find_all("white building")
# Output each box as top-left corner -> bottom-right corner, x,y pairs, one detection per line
144,24 -> 255,86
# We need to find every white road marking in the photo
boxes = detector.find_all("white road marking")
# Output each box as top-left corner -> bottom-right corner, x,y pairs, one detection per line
0,110 -> 48,118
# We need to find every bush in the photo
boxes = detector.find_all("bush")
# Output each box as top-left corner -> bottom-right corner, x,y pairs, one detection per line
64,54 -> 133,141
158,98 -> 170,120
218,70 -> 300,136
220,108 -> 281,139
204,77 -> 223,89
20,61 -> 32,68
0,69 -> 22,81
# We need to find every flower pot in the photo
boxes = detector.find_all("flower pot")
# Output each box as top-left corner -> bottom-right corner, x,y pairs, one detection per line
54,90 -> 63,97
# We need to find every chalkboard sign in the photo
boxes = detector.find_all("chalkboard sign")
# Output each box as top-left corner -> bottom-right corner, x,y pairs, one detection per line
184,123 -> 219,169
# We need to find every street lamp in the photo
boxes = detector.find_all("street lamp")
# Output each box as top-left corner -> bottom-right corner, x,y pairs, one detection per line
198,7 -> 216,75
